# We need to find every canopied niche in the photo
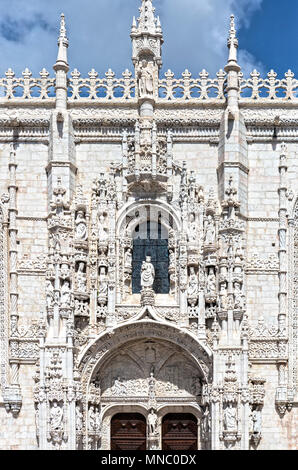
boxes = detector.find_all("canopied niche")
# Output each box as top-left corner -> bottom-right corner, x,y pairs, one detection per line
132,221 -> 169,294
117,201 -> 180,302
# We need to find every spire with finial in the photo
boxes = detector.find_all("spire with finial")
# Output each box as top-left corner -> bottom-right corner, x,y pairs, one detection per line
137,0 -> 158,34
225,14 -> 240,73
131,0 -> 163,69
54,13 -> 69,71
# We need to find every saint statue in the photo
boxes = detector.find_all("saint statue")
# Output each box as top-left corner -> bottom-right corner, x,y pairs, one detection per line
206,269 -> 216,296
138,60 -> 154,97
98,214 -> 108,242
76,405 -> 83,432
46,280 -> 54,309
251,408 -> 262,434
141,256 -> 155,289
223,403 -> 237,431
187,267 -> 199,298
76,262 -> 87,292
61,281 -> 71,307
88,405 -> 96,432
234,282 -> 245,310
98,267 -> 108,295
75,211 -> 88,241
148,409 -> 158,436
50,401 -> 63,431
188,213 -> 197,243
205,215 -> 216,245
124,248 -> 132,270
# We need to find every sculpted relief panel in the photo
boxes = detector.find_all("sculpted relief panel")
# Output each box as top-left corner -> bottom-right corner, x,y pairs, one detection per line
93,339 -> 203,400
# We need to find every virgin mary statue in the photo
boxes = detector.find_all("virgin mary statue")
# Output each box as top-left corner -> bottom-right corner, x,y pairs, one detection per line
141,256 -> 155,289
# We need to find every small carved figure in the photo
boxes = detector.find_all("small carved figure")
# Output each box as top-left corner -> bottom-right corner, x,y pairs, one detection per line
148,409 -> 158,436
61,281 -> 71,307
95,408 -> 102,431
98,214 -> 108,242
219,282 -> 228,310
76,405 -> 83,432
251,408 -> 262,434
205,215 -> 216,245
206,268 -> 216,295
201,407 -> 211,438
187,267 -> 199,298
88,405 -> 96,431
234,282 -> 245,310
75,211 -> 88,241
50,400 -> 63,431
141,256 -> 155,289
98,267 -> 108,295
138,60 -> 154,97
188,213 -> 197,243
76,262 -> 87,292
223,403 -> 237,431
46,280 -> 54,309
124,248 -> 132,269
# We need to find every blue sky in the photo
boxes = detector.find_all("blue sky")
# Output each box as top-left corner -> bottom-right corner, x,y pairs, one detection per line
0,0 -> 296,79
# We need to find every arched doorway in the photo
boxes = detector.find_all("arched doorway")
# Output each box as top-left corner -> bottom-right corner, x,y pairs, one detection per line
111,413 -> 146,450
162,413 -> 198,450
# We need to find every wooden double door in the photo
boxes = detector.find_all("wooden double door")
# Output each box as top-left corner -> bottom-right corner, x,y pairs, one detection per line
111,413 -> 198,450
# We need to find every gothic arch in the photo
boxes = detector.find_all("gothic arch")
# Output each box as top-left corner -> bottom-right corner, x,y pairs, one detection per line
116,199 -> 181,301
116,199 -> 181,237
78,321 -> 211,450
78,320 -> 212,390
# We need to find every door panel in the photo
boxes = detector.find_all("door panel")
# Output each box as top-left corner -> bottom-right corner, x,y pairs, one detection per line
162,413 -> 198,451
111,413 -> 146,450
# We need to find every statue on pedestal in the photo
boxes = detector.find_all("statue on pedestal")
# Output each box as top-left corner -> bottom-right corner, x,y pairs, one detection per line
141,256 -> 155,289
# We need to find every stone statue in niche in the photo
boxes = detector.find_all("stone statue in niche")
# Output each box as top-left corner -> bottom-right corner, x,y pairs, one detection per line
188,213 -> 197,243
138,60 -> 154,98
148,409 -> 158,436
75,262 -> 87,292
88,405 -> 97,432
46,280 -> 54,309
124,248 -> 132,270
234,282 -> 245,310
219,282 -> 228,310
205,215 -> 216,245
75,211 -> 88,241
251,408 -> 262,434
61,281 -> 71,307
141,256 -> 155,289
50,400 -> 63,432
98,214 -> 108,242
98,267 -> 108,296
187,267 -> 199,302
206,268 -> 216,296
76,405 -> 83,432
201,407 -> 211,439
223,403 -> 237,431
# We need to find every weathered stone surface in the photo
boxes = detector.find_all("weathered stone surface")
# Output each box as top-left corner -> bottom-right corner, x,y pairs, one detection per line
0,2 -> 297,451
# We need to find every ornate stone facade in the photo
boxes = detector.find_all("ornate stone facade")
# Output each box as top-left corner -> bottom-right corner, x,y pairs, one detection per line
0,1 -> 297,450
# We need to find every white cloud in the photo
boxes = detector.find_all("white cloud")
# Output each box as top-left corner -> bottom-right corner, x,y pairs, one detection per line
0,0 -> 264,78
